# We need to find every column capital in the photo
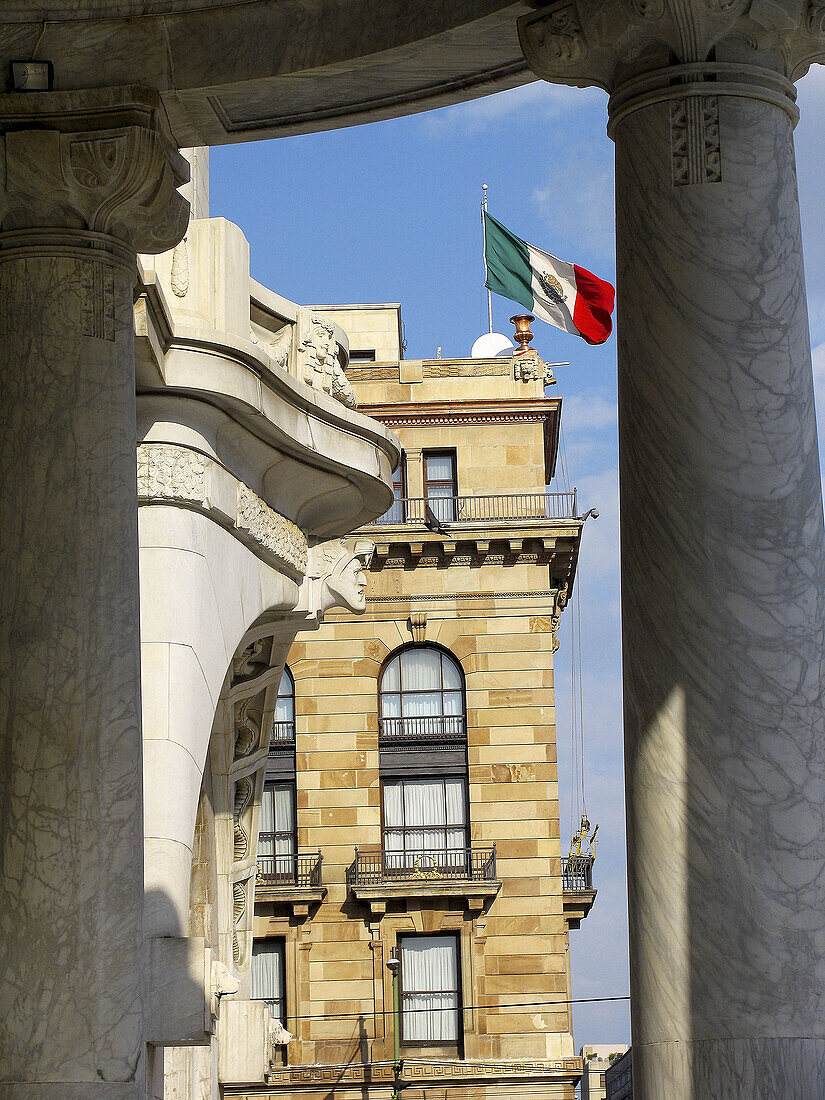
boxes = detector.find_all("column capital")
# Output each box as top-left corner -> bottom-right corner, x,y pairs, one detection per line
518,0 -> 825,93
0,85 -> 189,255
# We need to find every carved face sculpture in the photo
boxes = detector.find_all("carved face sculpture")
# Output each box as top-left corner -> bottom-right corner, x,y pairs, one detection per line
325,552 -> 368,613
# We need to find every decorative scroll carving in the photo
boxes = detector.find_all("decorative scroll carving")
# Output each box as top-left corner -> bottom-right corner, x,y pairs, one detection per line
137,444 -> 206,504
518,0 -> 825,92
236,483 -> 307,575
233,697 -> 260,760
232,881 -> 246,964
233,776 -> 253,861
520,2 -> 587,64
550,583 -> 570,653
671,96 -> 722,185
408,612 -> 427,643
0,88 -> 189,254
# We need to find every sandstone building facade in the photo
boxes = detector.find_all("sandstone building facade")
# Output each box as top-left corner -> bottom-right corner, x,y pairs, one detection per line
243,309 -> 595,1100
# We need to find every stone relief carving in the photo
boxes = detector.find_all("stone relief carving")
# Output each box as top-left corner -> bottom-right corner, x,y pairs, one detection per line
137,443 -> 206,503
233,776 -> 254,862
236,483 -> 307,575
232,881 -> 246,965
210,960 -> 239,1021
298,315 -> 357,409
550,583 -> 570,653
233,697 -> 261,760
0,91 -> 189,253
671,96 -> 722,185
309,538 -> 374,615
170,236 -> 189,297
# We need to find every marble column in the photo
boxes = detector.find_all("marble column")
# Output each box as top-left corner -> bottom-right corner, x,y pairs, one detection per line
519,8 -> 825,1095
0,89 -> 188,1097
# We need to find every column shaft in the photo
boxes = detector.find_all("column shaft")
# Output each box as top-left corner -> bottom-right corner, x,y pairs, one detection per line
0,232 -> 144,1097
614,81 -> 825,1094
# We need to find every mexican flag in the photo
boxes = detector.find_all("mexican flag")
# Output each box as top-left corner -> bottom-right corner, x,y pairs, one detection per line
483,211 -> 614,346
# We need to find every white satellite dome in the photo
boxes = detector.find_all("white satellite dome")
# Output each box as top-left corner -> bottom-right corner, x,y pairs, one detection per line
470,331 -> 515,359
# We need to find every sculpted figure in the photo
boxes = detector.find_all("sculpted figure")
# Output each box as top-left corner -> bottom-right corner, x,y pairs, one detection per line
313,538 -> 373,614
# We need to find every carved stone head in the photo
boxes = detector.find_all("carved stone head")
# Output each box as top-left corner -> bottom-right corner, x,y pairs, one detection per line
312,538 -> 374,614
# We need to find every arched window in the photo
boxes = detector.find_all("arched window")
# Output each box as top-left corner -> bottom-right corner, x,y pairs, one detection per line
378,646 -> 468,875
260,665 -> 296,882
272,665 -> 295,744
379,646 -> 465,742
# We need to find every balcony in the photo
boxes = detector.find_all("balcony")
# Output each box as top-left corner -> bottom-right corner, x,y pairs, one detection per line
348,845 -> 501,915
268,720 -> 295,751
255,848 -> 325,913
368,491 -> 577,527
562,854 -> 597,929
378,715 -> 466,748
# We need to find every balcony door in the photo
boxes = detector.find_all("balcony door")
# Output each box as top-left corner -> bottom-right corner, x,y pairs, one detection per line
383,776 -> 467,874
259,781 -> 297,882
423,450 -> 456,523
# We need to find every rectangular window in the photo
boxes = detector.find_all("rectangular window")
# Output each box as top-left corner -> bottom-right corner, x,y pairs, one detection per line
423,450 -> 457,522
400,934 -> 460,1043
383,777 -> 467,873
259,781 -> 296,881
349,349 -> 376,363
251,939 -> 286,1023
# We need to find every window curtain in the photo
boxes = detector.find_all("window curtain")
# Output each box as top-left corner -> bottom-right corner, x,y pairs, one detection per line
401,936 -> 459,1041
251,941 -> 285,1022
383,779 -> 467,869
260,783 -> 296,872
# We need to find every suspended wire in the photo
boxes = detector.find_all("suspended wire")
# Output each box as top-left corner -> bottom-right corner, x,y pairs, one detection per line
276,993 -> 630,1026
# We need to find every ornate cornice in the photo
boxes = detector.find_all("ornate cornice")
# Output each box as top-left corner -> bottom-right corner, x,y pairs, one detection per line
359,398 -> 561,429
0,86 -> 188,254
137,443 -> 307,578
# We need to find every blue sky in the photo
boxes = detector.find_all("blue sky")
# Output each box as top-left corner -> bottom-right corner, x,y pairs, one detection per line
210,67 -> 825,1053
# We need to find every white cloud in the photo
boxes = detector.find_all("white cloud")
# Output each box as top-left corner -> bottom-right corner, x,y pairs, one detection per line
531,156 -> 615,260
560,393 -> 618,433
420,81 -> 598,136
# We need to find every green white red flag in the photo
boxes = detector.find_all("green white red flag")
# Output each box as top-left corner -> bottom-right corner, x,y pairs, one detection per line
483,211 -> 614,345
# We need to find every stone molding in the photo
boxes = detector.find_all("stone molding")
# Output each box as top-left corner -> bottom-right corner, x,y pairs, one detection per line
0,86 -> 189,254
360,397 -> 559,428
137,442 -> 307,577
263,1056 -> 583,1087
517,0 -> 825,91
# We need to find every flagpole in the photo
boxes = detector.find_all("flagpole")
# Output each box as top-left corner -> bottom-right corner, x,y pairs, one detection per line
481,183 -> 493,334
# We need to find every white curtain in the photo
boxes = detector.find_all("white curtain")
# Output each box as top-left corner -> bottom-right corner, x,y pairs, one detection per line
402,647 -> 441,691
383,779 -> 467,868
251,941 -> 285,1022
401,936 -> 459,1041
260,783 -> 295,865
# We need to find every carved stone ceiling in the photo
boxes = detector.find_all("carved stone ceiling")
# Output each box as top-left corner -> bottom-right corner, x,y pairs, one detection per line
0,0 -> 533,146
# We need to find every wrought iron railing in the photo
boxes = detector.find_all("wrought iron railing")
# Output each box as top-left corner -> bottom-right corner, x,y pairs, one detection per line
348,844 -> 496,886
269,720 -> 295,751
369,491 -> 577,526
378,715 -> 466,745
562,854 -> 594,891
256,846 -> 322,887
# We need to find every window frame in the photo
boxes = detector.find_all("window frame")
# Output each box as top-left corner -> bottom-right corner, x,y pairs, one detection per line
378,643 -> 466,742
272,664 -> 295,744
259,778 -> 298,882
398,932 -> 463,1049
380,774 -> 469,873
423,449 -> 457,522
251,937 -> 287,1024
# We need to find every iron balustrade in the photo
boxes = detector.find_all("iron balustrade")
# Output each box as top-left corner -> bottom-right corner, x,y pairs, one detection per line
256,845 -> 322,887
348,844 -> 496,886
369,491 -> 577,526
378,715 -> 466,745
269,720 -> 295,751
562,854 -> 594,891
